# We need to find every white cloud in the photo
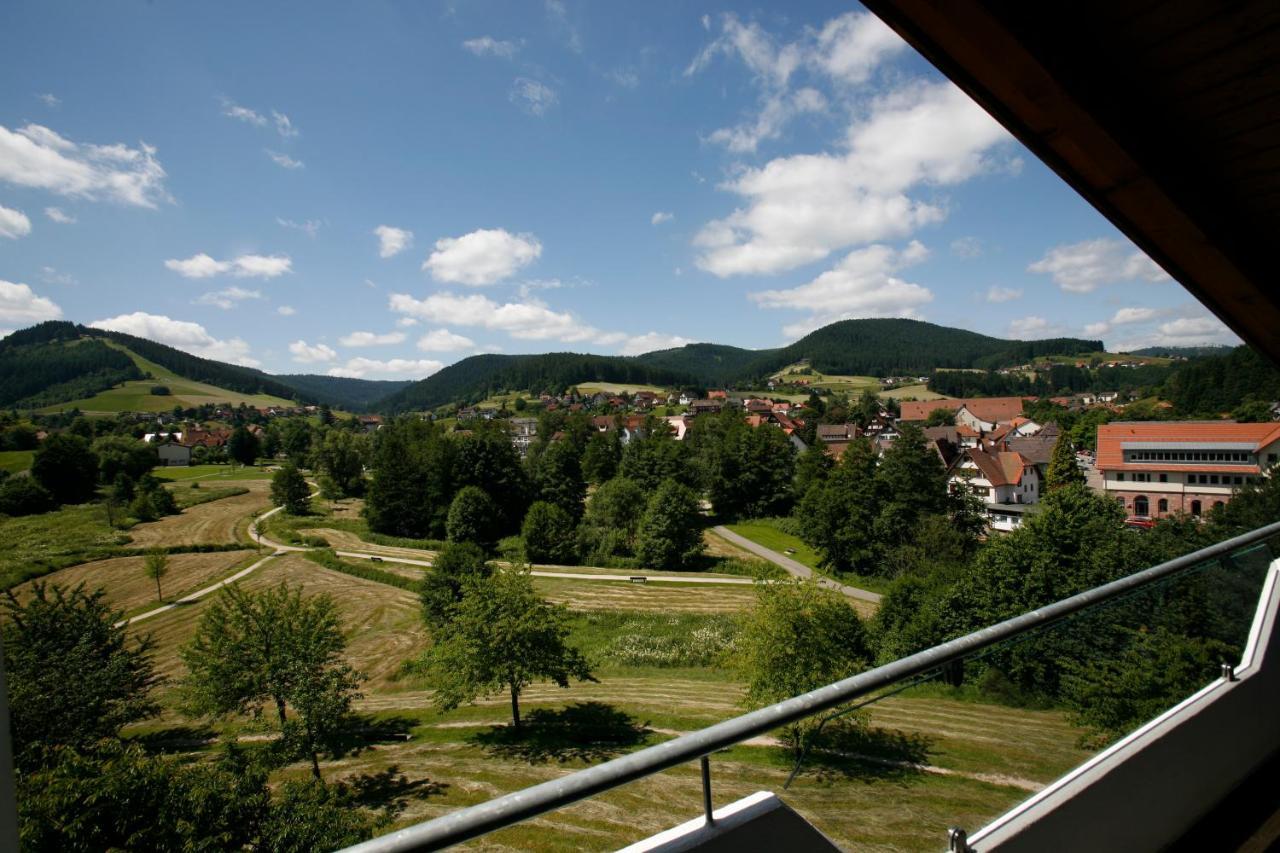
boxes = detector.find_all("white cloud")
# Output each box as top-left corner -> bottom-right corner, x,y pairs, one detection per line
36,93 -> 60,107
89,311 -> 259,366
276,217 -> 321,237
1112,315 -> 1241,351
651,211 -> 674,226
0,280 -> 62,323
1111,306 -> 1160,325
277,305 -> 296,316
545,0 -> 583,53
339,330 -> 406,347
694,81 -> 1010,277
395,316 -> 418,327
374,224 -> 414,258
619,332 -> 694,356
1083,322 -> 1110,337
423,228 -> 541,285
272,111 -> 298,138
327,357 -> 444,379
688,12 -> 906,153
0,204 -> 32,239
0,123 -> 169,208
390,291 -> 619,345
164,253 -> 292,279
950,236 -> 982,258
40,266 -> 76,286
266,150 -> 304,170
1008,315 -> 1066,339
463,36 -> 518,58
220,99 -> 267,127
195,286 -> 263,309
510,78 -> 558,116
750,241 -> 933,338
608,68 -> 640,89
985,285 -> 1022,303
288,340 -> 337,364
1028,238 -> 1171,293
44,206 -> 75,224
416,328 -> 476,352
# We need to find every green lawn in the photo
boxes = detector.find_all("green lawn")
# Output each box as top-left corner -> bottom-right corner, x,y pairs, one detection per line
880,383 -> 949,401
0,450 -> 35,474
152,464 -> 274,482
723,518 -> 890,595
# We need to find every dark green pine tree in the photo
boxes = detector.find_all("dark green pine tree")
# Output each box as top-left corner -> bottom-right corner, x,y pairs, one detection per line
873,422 -> 950,549
799,437 -> 880,573
1046,432 -> 1085,490
530,438 -> 587,521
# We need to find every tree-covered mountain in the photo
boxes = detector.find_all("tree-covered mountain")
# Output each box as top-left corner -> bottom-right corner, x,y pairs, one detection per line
1128,344 -> 1233,358
1,321 -> 310,408
381,319 -> 1103,413
1163,346 -> 1280,414
273,375 -> 413,411
378,353 -> 700,414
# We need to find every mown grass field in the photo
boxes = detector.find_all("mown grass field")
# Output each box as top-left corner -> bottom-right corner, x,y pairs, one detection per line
8,465 -> 1100,850
37,341 -> 297,414
575,381 -> 667,395
0,450 -> 35,474
880,383 -> 950,401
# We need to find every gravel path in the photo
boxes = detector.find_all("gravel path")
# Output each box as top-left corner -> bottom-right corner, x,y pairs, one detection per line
711,525 -> 882,604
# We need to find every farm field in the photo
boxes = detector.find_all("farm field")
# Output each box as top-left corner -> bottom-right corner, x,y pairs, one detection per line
881,383 -> 950,401
575,381 -> 668,395
127,481 -> 272,548
0,449 -> 34,474
770,363 -> 882,394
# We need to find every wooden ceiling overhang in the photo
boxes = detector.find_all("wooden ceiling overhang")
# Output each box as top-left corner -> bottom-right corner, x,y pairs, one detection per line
862,0 -> 1280,361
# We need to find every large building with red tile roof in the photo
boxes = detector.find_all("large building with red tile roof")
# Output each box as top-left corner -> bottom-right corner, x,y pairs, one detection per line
898,396 -> 1030,430
1095,421 -> 1280,519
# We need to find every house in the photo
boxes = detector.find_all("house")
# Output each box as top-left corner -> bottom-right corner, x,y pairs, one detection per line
665,416 -> 690,440
358,415 -> 383,432
143,432 -> 182,443
708,390 -> 728,400
688,399 -> 724,416
863,414 -> 899,442
509,417 -> 538,457
947,448 -> 1041,532
816,424 -> 860,443
744,398 -> 772,414
1095,421 -> 1280,519
156,441 -> 192,466
898,396 -> 1028,429
1004,422 -> 1062,483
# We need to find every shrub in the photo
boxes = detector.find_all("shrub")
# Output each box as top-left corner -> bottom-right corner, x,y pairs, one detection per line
522,501 -> 577,564
446,486 -> 500,550
0,476 -> 57,517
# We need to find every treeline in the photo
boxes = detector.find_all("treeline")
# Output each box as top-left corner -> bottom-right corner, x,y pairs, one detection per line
1163,345 -> 1280,415
272,374 -> 412,411
0,338 -> 143,407
379,353 -> 699,414
927,363 -> 1178,398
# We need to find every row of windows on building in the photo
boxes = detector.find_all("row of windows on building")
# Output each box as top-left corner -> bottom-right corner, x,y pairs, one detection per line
1120,495 -> 1223,516
1116,472 -> 1260,485
1125,450 -> 1255,464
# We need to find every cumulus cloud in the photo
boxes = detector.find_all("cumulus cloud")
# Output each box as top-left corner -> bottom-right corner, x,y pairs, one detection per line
44,206 -> 75,224
390,291 -> 621,345
463,36 -> 518,58
687,12 -> 907,152
1027,238 -> 1171,293
694,81 -> 1010,277
510,78 -> 558,116
619,332 -> 695,356
0,123 -> 169,208
0,280 -> 62,323
951,236 -> 982,258
89,311 -> 259,366
749,241 -> 933,338
37,93 -> 60,108
327,357 -> 444,379
416,328 -> 476,351
1083,321 -> 1110,337
985,285 -> 1022,303
374,224 -> 413,258
339,330 -> 406,347
0,204 -> 32,239
1008,315 -> 1066,339
266,150 -> 304,170
423,228 -> 541,285
195,286 -> 263,309
164,253 -> 292,279
288,340 -> 337,363
277,305 -> 296,316
651,211 -> 674,226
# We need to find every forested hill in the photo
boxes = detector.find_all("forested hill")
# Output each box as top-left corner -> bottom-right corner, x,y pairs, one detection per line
273,375 -> 413,411
1163,345 -> 1280,414
378,353 -> 700,414
2,321 -> 309,406
380,319 -> 1102,413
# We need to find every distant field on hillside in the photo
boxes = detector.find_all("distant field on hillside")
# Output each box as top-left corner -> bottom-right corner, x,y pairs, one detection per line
576,381 -> 668,395
37,340 -> 296,413
880,383 -> 950,401
770,363 -> 881,394
0,450 -> 34,474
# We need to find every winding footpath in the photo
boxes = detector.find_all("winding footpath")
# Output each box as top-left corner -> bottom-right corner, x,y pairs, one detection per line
711,525 -> 882,604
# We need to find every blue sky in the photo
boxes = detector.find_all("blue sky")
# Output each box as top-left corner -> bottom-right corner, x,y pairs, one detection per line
0,1 -> 1239,378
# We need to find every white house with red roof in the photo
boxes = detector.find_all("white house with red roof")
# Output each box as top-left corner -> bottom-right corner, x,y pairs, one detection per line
947,447 -> 1041,532
1095,421 -> 1280,519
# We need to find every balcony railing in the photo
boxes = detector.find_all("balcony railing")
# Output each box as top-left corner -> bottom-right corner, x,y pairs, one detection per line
340,519 -> 1280,852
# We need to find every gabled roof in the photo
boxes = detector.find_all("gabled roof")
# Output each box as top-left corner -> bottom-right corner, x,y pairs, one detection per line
899,396 -> 1027,424
956,448 -> 1030,487
1096,421 -> 1280,469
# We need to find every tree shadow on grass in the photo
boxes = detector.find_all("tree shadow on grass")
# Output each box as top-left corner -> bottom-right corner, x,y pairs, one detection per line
796,723 -> 934,785
470,701 -> 651,764
131,724 -> 219,754
344,765 -> 449,818
332,715 -> 420,755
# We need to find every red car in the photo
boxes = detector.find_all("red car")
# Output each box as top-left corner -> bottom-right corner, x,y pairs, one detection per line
1124,516 -> 1156,530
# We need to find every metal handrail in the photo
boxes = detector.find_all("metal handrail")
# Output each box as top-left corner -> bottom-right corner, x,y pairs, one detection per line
341,520 -> 1280,852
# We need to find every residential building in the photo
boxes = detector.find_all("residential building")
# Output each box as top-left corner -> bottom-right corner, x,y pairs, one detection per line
1095,421 -> 1280,519
947,447 -> 1041,532
509,417 -> 538,457
898,396 -> 1029,430
156,441 -> 192,466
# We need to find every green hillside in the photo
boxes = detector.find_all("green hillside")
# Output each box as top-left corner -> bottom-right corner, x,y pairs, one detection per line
273,374 -> 413,411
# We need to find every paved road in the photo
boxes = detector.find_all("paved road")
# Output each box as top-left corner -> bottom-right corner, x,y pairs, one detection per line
711,525 -> 882,604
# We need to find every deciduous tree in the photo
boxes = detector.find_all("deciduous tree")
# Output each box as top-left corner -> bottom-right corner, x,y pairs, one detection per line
635,479 -> 705,570
446,485 -> 501,550
271,463 -> 312,515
